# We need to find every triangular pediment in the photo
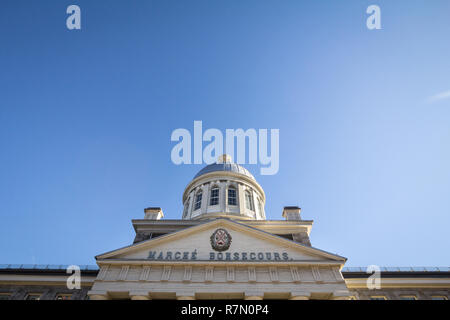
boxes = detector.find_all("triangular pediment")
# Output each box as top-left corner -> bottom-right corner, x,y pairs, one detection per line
96,219 -> 346,264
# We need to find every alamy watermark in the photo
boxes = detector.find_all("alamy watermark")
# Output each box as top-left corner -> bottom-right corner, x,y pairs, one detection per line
65,4 -> 380,31
366,265 -> 381,289
367,5 -> 381,30
171,121 -> 279,175
66,265 -> 81,290
66,5 -> 81,30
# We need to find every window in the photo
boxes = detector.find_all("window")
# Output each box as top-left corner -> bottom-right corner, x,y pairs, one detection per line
209,187 -> 219,206
370,296 -> 387,300
228,187 -> 237,205
245,191 -> 254,211
26,293 -> 41,300
194,192 -> 202,211
56,294 -> 72,300
400,295 -> 416,300
431,296 -> 447,300
0,294 -> 10,300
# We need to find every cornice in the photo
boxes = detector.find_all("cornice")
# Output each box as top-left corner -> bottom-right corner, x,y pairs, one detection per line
96,259 -> 345,268
132,218 -> 314,235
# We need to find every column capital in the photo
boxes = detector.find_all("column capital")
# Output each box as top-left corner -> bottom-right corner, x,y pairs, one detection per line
244,292 -> 264,300
290,291 -> 310,300
332,290 -> 351,300
244,296 -> 263,300
289,296 -> 309,300
130,295 -> 151,300
88,290 -> 109,300
130,292 -> 151,300
177,296 -> 196,300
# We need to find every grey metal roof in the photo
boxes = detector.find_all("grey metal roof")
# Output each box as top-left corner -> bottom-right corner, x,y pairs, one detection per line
0,264 -> 448,273
193,162 -> 255,180
342,267 -> 450,272
0,264 -> 99,271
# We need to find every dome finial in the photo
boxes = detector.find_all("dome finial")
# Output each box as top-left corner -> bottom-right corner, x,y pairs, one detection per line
217,154 -> 232,164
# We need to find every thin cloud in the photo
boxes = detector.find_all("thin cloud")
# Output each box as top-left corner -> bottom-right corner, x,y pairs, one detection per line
427,90 -> 450,103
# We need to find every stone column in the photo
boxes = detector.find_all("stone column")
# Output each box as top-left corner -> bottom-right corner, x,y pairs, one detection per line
187,191 -> 194,219
219,181 -> 226,213
200,183 -> 210,214
252,189 -> 259,218
257,197 -> 266,220
238,184 -> 246,214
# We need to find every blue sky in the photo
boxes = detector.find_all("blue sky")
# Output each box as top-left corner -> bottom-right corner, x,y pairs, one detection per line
0,0 -> 449,267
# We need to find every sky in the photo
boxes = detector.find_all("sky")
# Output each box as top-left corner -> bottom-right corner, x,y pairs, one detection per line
0,0 -> 449,268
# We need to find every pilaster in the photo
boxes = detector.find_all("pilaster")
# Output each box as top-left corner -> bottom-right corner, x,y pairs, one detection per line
238,183 -> 246,214
219,181 -> 226,212
200,183 -> 210,213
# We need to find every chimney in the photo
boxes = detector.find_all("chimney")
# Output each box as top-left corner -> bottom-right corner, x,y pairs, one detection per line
144,207 -> 164,220
282,206 -> 301,221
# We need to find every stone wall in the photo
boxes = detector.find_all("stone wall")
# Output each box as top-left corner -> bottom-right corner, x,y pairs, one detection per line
0,284 -> 90,300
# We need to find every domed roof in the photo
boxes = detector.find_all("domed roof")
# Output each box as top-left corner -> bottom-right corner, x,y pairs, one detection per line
193,155 -> 255,180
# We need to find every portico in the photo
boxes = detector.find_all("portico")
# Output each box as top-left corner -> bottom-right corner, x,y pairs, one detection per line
88,218 -> 350,300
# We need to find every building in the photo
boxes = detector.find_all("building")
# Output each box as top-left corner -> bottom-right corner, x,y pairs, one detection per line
1,155 -> 449,300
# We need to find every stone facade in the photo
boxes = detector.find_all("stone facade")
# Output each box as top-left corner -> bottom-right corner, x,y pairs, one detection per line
1,266 -> 448,300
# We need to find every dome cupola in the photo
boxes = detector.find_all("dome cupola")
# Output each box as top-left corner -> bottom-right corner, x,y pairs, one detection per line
182,155 -> 266,221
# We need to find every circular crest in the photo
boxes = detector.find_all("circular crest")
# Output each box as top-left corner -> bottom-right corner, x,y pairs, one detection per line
210,228 -> 232,252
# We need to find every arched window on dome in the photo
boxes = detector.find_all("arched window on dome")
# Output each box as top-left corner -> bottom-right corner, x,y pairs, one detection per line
228,187 -> 237,206
245,190 -> 254,211
209,186 -> 219,206
194,191 -> 202,211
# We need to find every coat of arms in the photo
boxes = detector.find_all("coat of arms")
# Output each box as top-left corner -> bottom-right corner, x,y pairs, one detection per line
210,228 -> 232,252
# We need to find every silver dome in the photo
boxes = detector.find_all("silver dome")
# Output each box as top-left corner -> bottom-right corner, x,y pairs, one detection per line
193,162 -> 255,180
